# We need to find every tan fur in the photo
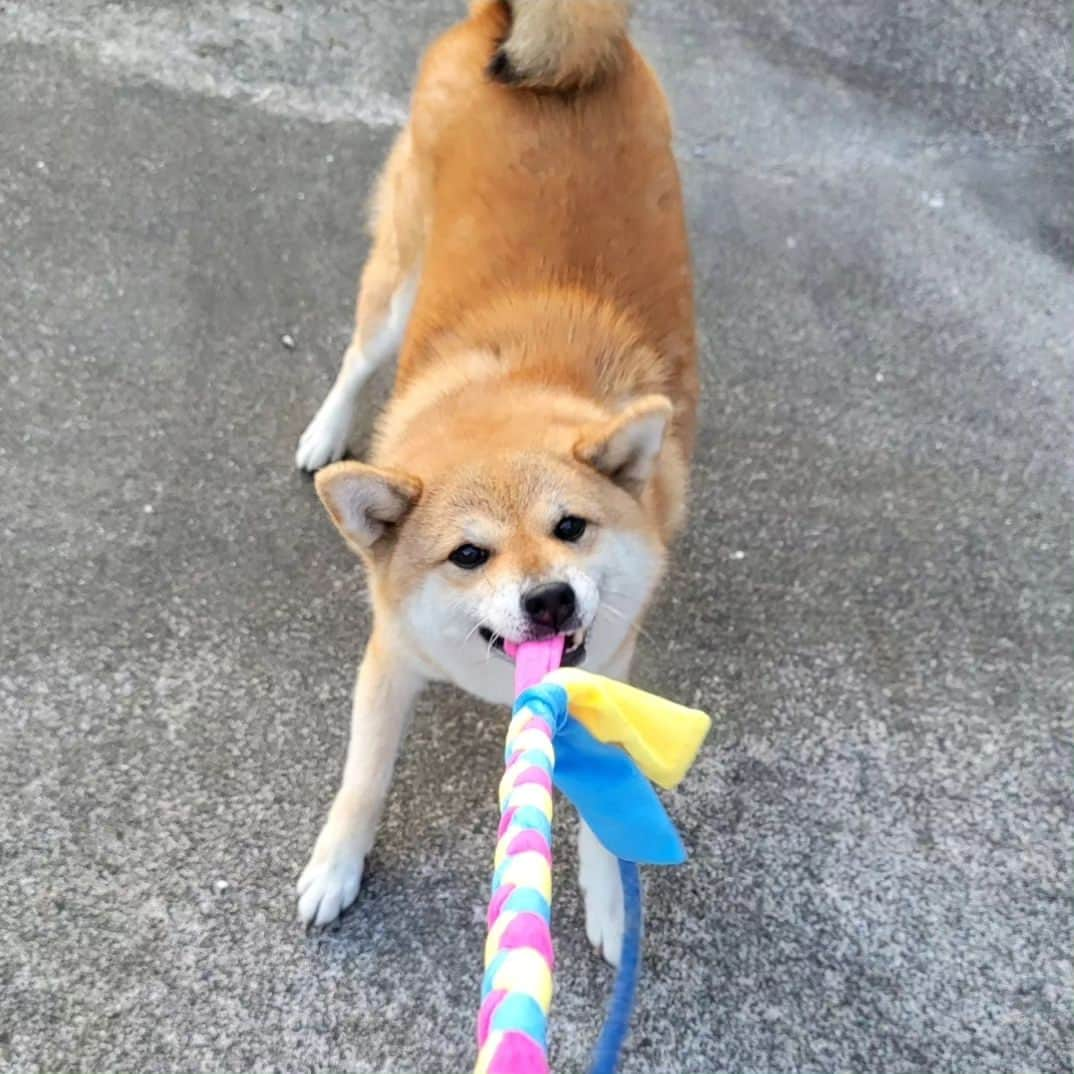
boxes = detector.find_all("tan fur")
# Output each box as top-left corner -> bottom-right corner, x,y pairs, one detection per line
297,1 -> 697,943
331,0 -> 698,538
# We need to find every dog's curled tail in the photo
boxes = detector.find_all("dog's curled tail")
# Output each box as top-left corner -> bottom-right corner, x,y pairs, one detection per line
484,0 -> 633,91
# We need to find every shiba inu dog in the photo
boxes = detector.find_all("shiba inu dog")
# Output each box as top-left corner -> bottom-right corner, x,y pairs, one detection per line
295,0 -> 697,966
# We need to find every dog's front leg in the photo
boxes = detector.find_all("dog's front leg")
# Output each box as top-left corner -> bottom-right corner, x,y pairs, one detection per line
579,818 -> 626,966
297,631 -> 425,926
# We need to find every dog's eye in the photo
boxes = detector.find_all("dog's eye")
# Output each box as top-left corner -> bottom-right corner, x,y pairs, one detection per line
553,516 -> 587,542
448,543 -> 490,569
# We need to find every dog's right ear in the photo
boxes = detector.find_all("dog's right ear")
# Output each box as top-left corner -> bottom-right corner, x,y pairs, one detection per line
314,461 -> 422,553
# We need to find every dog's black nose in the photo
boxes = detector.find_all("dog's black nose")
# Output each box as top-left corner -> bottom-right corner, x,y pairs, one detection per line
522,582 -> 576,632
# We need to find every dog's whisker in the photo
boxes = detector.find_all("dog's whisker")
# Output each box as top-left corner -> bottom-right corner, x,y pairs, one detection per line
600,585 -> 641,602
597,602 -> 657,645
597,610 -> 646,645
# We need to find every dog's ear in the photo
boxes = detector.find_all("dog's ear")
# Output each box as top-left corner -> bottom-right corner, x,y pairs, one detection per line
574,395 -> 673,493
314,461 -> 422,553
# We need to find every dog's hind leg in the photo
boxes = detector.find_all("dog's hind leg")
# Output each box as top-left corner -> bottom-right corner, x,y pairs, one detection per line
294,274 -> 417,471
295,130 -> 425,471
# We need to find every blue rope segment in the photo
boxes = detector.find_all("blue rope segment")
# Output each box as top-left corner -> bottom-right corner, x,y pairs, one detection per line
587,860 -> 644,1074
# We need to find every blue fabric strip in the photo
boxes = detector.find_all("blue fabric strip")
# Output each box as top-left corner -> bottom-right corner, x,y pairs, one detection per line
508,683 -> 687,866
554,715 -> 686,865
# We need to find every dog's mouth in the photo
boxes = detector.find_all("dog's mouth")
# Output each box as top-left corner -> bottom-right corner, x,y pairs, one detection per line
479,627 -> 588,667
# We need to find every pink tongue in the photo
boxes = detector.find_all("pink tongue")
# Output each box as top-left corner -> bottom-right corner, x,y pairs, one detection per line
505,636 -> 565,696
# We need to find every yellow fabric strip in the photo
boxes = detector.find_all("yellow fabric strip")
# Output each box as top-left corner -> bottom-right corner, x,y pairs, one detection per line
546,668 -> 712,788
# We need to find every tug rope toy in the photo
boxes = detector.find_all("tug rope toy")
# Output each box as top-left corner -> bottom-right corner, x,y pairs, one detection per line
475,637 -> 711,1074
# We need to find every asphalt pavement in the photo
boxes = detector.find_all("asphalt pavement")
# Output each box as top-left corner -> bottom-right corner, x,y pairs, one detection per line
1,2 -> 1071,1071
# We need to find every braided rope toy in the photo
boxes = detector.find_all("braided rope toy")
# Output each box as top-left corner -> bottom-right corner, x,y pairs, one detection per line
475,638 -> 711,1074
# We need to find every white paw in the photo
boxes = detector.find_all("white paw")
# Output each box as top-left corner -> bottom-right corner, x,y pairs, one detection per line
582,869 -> 625,967
294,388 -> 353,472
296,851 -> 364,927
579,832 -> 624,967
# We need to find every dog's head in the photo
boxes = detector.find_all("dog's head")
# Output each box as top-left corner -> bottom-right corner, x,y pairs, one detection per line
314,391 -> 675,699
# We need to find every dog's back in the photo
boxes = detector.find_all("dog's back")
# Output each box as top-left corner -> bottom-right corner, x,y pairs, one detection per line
399,0 -> 698,450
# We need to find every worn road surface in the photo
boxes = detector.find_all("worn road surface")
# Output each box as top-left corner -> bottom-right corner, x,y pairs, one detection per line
2,2 -> 1071,1071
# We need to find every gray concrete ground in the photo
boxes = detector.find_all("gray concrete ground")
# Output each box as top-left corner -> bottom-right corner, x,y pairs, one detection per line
1,2 -> 1071,1072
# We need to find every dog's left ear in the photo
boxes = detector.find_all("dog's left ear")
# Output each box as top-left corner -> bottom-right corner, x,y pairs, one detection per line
314,461 -> 422,554
574,395 -> 673,493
